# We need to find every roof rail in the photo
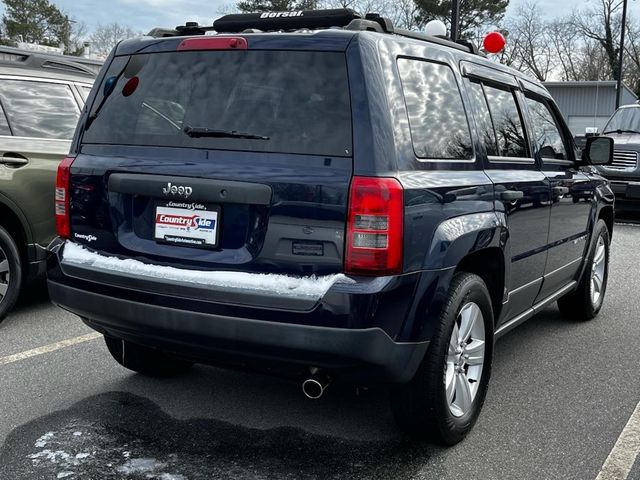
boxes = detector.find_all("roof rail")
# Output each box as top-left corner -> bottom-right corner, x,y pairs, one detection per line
0,46 -> 99,76
149,8 -> 480,55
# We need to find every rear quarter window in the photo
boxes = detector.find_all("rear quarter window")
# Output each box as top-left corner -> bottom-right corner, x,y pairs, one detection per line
0,80 -> 79,139
82,51 -> 353,157
397,58 -> 473,160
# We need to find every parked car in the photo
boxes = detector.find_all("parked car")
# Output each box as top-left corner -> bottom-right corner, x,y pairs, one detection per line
600,104 -> 640,210
46,9 -> 615,445
0,47 -> 96,321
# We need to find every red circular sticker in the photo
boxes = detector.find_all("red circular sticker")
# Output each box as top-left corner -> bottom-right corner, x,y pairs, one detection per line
122,76 -> 139,97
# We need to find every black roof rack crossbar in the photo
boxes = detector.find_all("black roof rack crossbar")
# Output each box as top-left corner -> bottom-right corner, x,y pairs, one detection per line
213,9 -> 360,33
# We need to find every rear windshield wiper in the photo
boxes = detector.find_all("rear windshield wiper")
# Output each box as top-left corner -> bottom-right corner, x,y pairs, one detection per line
603,129 -> 640,135
183,125 -> 269,140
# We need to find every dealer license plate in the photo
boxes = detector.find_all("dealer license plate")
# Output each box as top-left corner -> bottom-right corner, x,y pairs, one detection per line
154,202 -> 220,248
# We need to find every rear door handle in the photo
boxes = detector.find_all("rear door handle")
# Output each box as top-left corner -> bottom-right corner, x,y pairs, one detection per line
501,190 -> 524,202
0,153 -> 28,167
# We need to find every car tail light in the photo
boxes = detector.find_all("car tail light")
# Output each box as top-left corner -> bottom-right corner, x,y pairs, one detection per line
176,37 -> 248,51
55,156 -> 75,239
345,176 -> 404,275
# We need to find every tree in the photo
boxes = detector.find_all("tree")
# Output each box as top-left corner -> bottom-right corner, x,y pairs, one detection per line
89,22 -> 137,56
413,0 -> 509,38
572,0 -> 624,80
320,0 -> 420,29
2,0 -> 70,47
237,0 -> 318,12
502,3 -> 554,81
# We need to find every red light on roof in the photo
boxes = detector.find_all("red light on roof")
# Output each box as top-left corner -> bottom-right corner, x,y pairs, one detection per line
483,31 -> 506,54
177,37 -> 248,51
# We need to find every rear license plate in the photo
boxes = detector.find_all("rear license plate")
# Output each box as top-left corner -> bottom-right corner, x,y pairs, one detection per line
154,201 -> 220,248
627,183 -> 640,199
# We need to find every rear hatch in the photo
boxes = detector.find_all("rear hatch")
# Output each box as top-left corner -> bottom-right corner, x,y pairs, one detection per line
70,44 -> 353,276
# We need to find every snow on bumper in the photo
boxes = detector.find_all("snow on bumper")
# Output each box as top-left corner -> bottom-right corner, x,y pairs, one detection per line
62,241 -> 354,300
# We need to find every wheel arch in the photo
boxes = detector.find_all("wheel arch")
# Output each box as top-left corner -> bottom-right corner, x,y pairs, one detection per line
0,197 -> 32,271
454,247 -> 505,323
597,205 -> 614,239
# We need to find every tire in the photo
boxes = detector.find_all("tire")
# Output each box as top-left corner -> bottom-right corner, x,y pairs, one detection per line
104,335 -> 193,377
390,272 -> 494,445
0,226 -> 22,323
557,219 -> 610,321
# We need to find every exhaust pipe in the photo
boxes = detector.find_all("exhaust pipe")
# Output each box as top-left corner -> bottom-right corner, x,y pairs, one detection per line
302,373 -> 331,400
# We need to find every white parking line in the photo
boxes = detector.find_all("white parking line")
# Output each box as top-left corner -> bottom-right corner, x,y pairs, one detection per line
595,401 -> 640,480
0,332 -> 102,367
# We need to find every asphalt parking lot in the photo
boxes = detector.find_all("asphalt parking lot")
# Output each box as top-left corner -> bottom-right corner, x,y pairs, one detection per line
0,217 -> 639,480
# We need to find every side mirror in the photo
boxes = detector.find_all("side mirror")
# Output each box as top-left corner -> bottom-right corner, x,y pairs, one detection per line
582,136 -> 614,165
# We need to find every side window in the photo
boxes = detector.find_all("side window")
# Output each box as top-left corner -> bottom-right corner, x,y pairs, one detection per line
397,58 -> 473,160
525,97 -> 568,161
482,85 -> 528,159
78,85 -> 93,103
0,80 -> 79,139
0,103 -> 12,136
467,81 -> 498,156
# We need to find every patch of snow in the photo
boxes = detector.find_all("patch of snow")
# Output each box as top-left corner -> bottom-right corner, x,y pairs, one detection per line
73,432 -> 82,437
29,450 -> 71,463
57,472 -> 75,479
116,458 -> 167,475
34,431 -> 56,448
75,453 -> 91,459
158,474 -> 187,480
63,242 -> 353,300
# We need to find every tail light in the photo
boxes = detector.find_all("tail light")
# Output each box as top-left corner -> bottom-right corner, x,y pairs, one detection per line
345,176 -> 404,275
55,156 -> 75,238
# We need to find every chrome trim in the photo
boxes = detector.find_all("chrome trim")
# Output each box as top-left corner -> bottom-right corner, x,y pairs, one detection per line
604,150 -> 638,172
544,256 -> 583,278
496,281 -> 577,338
488,156 -> 535,164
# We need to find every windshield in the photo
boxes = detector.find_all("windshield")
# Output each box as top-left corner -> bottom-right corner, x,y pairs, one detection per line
603,107 -> 640,133
82,50 -> 353,157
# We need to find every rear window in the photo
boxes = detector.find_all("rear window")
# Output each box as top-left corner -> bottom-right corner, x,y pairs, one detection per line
82,50 -> 353,157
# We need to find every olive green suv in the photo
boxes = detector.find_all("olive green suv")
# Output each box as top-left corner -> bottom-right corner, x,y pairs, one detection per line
0,47 -> 97,321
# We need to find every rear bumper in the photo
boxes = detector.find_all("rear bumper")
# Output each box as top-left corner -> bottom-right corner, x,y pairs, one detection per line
46,241 -> 431,383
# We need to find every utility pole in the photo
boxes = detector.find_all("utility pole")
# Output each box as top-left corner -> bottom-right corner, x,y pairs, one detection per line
616,0 -> 628,109
451,0 -> 460,41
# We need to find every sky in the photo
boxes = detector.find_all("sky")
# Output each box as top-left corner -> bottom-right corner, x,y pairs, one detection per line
3,0 -> 640,34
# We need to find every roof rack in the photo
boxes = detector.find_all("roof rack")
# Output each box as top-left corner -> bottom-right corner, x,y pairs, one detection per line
149,8 -> 477,55
0,46 -> 99,77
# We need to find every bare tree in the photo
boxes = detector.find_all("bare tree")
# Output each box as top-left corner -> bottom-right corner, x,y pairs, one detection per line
89,22 -> 137,56
572,0 -> 624,80
502,3 -> 554,81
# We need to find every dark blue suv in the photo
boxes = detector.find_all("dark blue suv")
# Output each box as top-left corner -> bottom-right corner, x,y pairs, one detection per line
47,10 -> 615,445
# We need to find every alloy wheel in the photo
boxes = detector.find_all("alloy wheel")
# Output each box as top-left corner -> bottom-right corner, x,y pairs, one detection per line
590,235 -> 606,308
0,245 -> 9,303
445,302 -> 486,418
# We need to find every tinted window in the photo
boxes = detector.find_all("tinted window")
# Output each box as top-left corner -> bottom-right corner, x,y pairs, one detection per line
0,103 -> 11,136
79,85 -> 92,102
398,59 -> 473,160
603,107 -> 640,134
525,97 -> 567,160
467,81 -> 498,156
0,80 -> 79,139
483,86 -> 528,158
83,51 -> 352,157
